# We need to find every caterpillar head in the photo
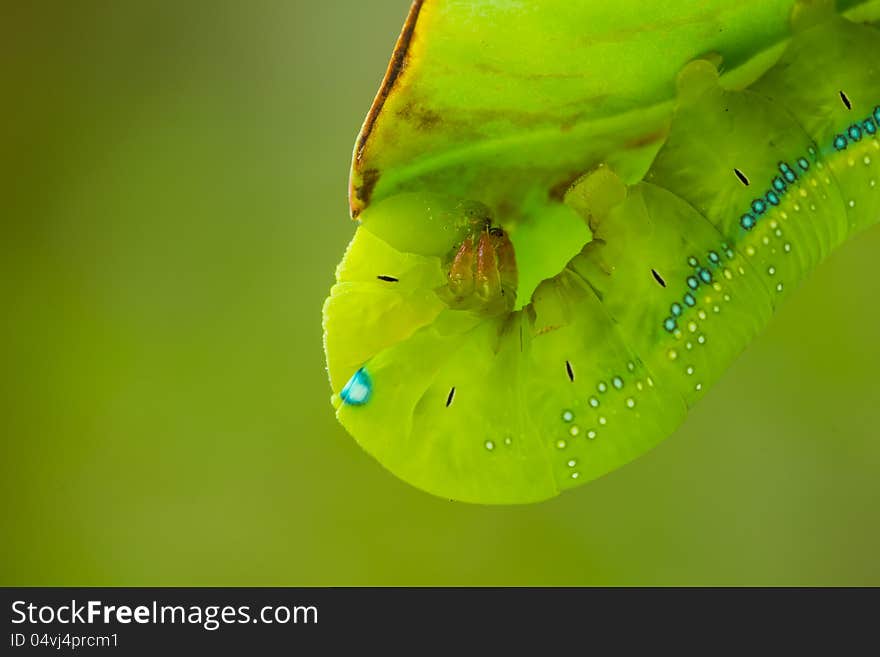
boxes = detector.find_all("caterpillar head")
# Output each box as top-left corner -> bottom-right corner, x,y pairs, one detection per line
443,217 -> 518,316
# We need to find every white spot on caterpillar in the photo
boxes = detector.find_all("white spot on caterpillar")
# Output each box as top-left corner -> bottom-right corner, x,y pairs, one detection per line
556,439 -> 566,449
485,440 -> 495,451
569,425 -> 580,437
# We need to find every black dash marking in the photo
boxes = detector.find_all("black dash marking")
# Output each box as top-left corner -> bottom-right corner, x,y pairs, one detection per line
445,387 -> 455,407
734,168 -> 750,186
840,90 -> 852,110
376,275 -> 399,282
565,360 -> 575,382
651,268 -> 667,288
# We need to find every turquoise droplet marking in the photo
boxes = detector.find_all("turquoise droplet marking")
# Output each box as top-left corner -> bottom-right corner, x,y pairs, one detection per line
683,292 -> 696,307
612,376 -> 624,390
751,199 -> 767,215
698,268 -> 712,284
707,251 -> 720,265
671,302 -> 683,317
834,134 -> 848,151
848,124 -> 863,141
772,176 -> 786,193
664,317 -> 677,332
740,214 -> 756,230
686,276 -> 699,290
865,119 -> 877,136
796,157 -> 809,171
340,367 -> 372,406
766,191 -> 780,206
687,256 -> 699,267
874,106 -> 880,124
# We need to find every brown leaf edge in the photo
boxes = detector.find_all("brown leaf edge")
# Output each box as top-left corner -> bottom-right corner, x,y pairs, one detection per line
348,0 -> 425,219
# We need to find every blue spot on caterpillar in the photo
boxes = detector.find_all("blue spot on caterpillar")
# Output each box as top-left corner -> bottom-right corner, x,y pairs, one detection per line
340,367 -> 372,406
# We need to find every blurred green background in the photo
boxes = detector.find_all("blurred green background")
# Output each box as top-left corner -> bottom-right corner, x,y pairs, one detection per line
2,1 -> 879,586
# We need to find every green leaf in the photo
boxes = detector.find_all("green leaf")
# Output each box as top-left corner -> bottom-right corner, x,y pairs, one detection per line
352,2 -> 875,207
350,0 -> 879,302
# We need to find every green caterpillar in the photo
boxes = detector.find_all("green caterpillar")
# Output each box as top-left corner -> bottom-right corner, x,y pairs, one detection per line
323,6 -> 880,503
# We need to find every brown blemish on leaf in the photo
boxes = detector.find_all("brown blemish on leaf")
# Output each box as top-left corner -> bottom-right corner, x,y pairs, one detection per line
353,169 -> 381,212
397,102 -> 443,130
535,324 -> 562,336
624,127 -> 668,149
349,0 -> 424,218
548,170 -> 590,202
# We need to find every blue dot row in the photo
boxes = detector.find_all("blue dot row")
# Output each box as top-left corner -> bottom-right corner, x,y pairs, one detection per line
662,102 -> 880,337
663,245 -> 734,333
739,156 -> 811,231
665,147 -> 815,334
833,106 -> 880,151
